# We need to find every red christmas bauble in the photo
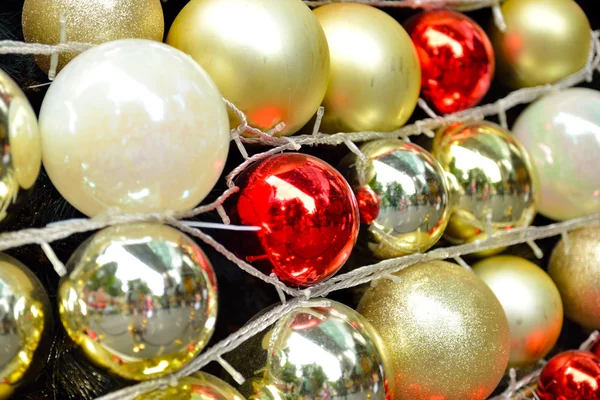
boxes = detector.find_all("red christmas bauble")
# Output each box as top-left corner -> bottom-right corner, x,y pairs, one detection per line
537,350 -> 600,399
355,185 -> 379,226
227,153 -> 359,287
405,10 -> 494,114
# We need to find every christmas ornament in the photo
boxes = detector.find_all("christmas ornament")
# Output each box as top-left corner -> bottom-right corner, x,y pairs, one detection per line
512,88 -> 600,221
39,39 -> 230,217
548,226 -> 600,329
432,121 -> 537,250
226,153 -> 359,287
0,69 -> 42,222
58,223 -> 218,381
537,351 -> 600,399
472,255 -> 563,368
404,10 -> 494,114
22,0 -> 164,74
339,139 -> 450,259
0,254 -> 52,400
167,0 -> 329,136
489,0 -> 591,89
226,300 -> 392,400
314,3 -> 420,133
358,260 -> 510,400
136,371 -> 245,400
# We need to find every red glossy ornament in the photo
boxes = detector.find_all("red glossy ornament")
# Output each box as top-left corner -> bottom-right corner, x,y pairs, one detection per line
227,153 -> 359,287
537,351 -> 600,399
405,10 -> 494,114
355,186 -> 379,225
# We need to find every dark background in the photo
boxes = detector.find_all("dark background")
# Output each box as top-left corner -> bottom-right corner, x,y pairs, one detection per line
0,0 -> 599,398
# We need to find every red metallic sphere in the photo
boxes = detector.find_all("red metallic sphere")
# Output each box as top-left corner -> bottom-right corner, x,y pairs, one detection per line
405,10 -> 495,114
355,185 -> 379,225
227,153 -> 359,287
537,350 -> 600,399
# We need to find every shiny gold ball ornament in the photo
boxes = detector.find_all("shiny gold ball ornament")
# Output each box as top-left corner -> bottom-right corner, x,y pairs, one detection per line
0,254 -> 52,400
58,223 -> 218,381
489,0 -> 591,89
136,371 -> 245,400
339,139 -> 450,259
22,0 -> 164,74
548,226 -> 600,330
314,4 -> 421,133
0,69 -> 42,223
472,256 -> 563,368
167,0 -> 329,136
226,300 -> 393,400
432,121 -> 537,249
358,260 -> 510,400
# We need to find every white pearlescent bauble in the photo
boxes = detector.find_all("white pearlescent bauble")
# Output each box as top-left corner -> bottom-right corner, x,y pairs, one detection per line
512,88 -> 600,221
39,39 -> 230,217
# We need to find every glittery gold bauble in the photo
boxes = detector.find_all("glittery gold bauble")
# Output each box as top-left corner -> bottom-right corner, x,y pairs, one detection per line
0,254 -> 52,400
136,371 -> 245,400
489,0 -> 591,89
167,0 -> 329,136
314,3 -> 421,133
0,69 -> 42,223
226,300 -> 393,400
432,121 -> 538,253
548,226 -> 600,329
339,139 -> 450,259
358,261 -> 510,400
472,256 -> 563,368
58,223 -> 218,381
22,0 -> 164,74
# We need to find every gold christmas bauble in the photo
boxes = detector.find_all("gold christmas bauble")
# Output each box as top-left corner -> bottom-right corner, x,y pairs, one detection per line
548,226 -> 600,329
339,139 -> 450,259
489,0 -> 591,89
22,0 -> 164,74
58,223 -> 218,381
0,69 -> 42,223
472,256 -> 563,368
136,371 -> 245,400
432,121 -> 538,253
167,0 -> 329,136
226,300 -> 393,399
0,254 -> 52,400
358,260 -> 510,400
314,3 -> 421,133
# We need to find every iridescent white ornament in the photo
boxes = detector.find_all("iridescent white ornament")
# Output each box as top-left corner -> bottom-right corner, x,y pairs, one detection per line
512,88 -> 600,221
39,39 -> 230,217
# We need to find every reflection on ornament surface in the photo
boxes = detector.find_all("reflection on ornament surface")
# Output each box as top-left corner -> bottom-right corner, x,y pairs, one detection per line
339,139 -> 449,259
227,300 -> 392,400
58,223 -> 218,380
0,254 -> 51,400
432,121 -> 537,248
136,371 -> 245,400
227,153 -> 359,287
0,69 -> 42,223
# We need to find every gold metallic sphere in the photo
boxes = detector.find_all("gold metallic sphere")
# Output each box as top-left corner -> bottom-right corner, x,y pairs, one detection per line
314,3 -> 421,133
226,300 -> 393,400
167,0 -> 329,136
489,0 -> 591,89
136,371 -> 245,400
58,223 -> 218,381
548,226 -> 600,330
358,260 -> 510,400
0,69 -> 42,223
339,139 -> 450,259
22,0 -> 164,74
432,121 -> 538,252
0,254 -> 52,400
472,256 -> 563,368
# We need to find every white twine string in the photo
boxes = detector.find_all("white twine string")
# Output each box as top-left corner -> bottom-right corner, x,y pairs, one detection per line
0,21 -> 598,400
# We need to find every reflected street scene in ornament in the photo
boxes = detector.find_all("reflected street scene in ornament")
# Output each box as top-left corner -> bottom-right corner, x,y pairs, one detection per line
58,223 -> 218,381
340,140 -> 449,259
227,301 -> 392,400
